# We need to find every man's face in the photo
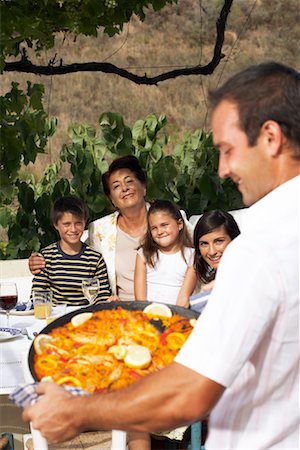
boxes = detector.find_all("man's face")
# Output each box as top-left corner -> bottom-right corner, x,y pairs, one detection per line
211,100 -> 273,206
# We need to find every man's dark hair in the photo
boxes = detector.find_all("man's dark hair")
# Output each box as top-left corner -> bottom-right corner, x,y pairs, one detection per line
102,155 -> 147,197
51,195 -> 88,225
209,62 -> 300,159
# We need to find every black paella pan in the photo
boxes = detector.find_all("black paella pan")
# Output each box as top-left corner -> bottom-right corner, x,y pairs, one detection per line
28,300 -> 200,381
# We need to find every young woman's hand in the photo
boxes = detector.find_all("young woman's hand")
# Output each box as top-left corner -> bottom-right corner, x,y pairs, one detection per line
200,280 -> 215,292
107,294 -> 120,302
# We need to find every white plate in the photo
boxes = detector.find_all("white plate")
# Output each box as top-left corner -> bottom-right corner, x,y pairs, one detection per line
0,327 -> 21,341
10,308 -> 34,316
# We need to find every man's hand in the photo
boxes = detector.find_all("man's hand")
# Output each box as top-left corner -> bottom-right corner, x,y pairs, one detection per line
28,252 -> 45,275
22,382 -> 83,444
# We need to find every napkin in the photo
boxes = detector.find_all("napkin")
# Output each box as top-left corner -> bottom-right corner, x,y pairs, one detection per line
9,382 -> 89,409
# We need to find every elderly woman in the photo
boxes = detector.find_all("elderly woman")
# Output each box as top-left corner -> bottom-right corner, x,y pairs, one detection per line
89,155 -> 148,299
29,155 -> 193,301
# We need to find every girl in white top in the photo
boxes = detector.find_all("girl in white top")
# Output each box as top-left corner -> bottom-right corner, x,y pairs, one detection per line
131,199 -> 197,450
134,199 -> 197,308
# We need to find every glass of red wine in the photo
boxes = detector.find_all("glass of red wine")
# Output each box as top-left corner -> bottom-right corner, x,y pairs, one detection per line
0,282 -> 18,326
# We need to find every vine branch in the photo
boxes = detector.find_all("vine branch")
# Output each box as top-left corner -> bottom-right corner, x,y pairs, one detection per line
3,0 -> 233,85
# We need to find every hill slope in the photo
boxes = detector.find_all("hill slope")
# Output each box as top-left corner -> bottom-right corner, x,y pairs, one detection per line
1,0 -> 299,172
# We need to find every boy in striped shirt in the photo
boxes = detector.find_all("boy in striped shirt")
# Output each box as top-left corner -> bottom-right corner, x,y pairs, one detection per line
31,195 -> 111,305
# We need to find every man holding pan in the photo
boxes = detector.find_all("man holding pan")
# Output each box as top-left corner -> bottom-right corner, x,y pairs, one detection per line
23,62 -> 300,450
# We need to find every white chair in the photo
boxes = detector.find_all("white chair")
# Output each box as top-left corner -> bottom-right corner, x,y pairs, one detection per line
0,259 -> 33,303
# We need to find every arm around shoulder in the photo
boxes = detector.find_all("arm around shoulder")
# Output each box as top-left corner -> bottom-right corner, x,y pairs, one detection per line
28,252 -> 45,275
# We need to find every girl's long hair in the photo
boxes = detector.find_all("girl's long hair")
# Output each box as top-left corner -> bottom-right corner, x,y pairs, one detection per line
141,199 -> 193,268
194,210 -> 241,284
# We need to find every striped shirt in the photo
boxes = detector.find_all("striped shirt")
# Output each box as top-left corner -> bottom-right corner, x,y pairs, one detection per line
31,242 -> 111,306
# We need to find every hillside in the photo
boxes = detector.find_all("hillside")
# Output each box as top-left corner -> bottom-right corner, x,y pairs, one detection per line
1,0 -> 299,175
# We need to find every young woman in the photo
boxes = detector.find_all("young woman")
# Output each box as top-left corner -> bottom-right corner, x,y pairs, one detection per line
193,209 -> 241,292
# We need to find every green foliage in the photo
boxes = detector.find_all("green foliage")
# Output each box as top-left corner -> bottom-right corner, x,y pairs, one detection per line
0,81 -> 57,204
0,0 -> 177,71
0,85 -> 243,259
173,129 -> 242,214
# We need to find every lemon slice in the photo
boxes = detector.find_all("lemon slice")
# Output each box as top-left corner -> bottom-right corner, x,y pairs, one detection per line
34,334 -> 54,355
71,312 -> 93,327
108,345 -> 128,360
189,318 -> 197,327
124,345 -> 152,369
143,303 -> 172,318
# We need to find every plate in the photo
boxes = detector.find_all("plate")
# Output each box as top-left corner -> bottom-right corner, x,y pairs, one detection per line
10,308 -> 34,316
0,327 -> 21,341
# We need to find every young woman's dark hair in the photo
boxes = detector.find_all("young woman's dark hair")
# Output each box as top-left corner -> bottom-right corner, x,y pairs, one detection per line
102,155 -> 147,197
51,195 -> 88,225
194,209 -> 240,284
141,199 -> 193,268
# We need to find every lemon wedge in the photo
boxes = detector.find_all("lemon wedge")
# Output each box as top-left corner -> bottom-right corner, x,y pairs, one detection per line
108,345 -> 128,360
143,303 -> 172,319
124,345 -> 151,369
33,334 -> 54,355
189,318 -> 197,327
71,312 -> 93,327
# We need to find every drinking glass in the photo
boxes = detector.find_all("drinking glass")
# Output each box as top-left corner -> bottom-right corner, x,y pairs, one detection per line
81,278 -> 100,304
46,301 -> 66,325
32,290 -> 52,320
0,282 -> 18,326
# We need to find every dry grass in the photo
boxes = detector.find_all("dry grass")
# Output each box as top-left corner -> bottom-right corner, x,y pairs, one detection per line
1,0 -> 299,178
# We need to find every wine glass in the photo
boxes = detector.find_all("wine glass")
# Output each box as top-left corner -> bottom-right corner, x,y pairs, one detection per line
0,282 -> 18,326
81,278 -> 100,304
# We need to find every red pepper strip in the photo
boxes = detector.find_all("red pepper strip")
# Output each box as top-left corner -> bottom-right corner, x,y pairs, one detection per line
128,370 -> 142,379
95,387 -> 108,393
59,356 -> 68,363
46,348 -> 58,355
160,328 -> 174,345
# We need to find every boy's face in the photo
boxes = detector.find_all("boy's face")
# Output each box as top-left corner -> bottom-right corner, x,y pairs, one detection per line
54,212 -> 85,247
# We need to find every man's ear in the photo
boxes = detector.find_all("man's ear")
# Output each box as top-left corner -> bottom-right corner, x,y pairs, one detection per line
260,120 -> 285,157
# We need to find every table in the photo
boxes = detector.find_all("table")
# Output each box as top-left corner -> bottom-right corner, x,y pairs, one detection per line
0,308 -> 127,450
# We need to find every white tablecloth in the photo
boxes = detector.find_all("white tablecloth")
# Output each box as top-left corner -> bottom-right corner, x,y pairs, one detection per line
0,306 -> 83,395
0,312 -> 45,394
